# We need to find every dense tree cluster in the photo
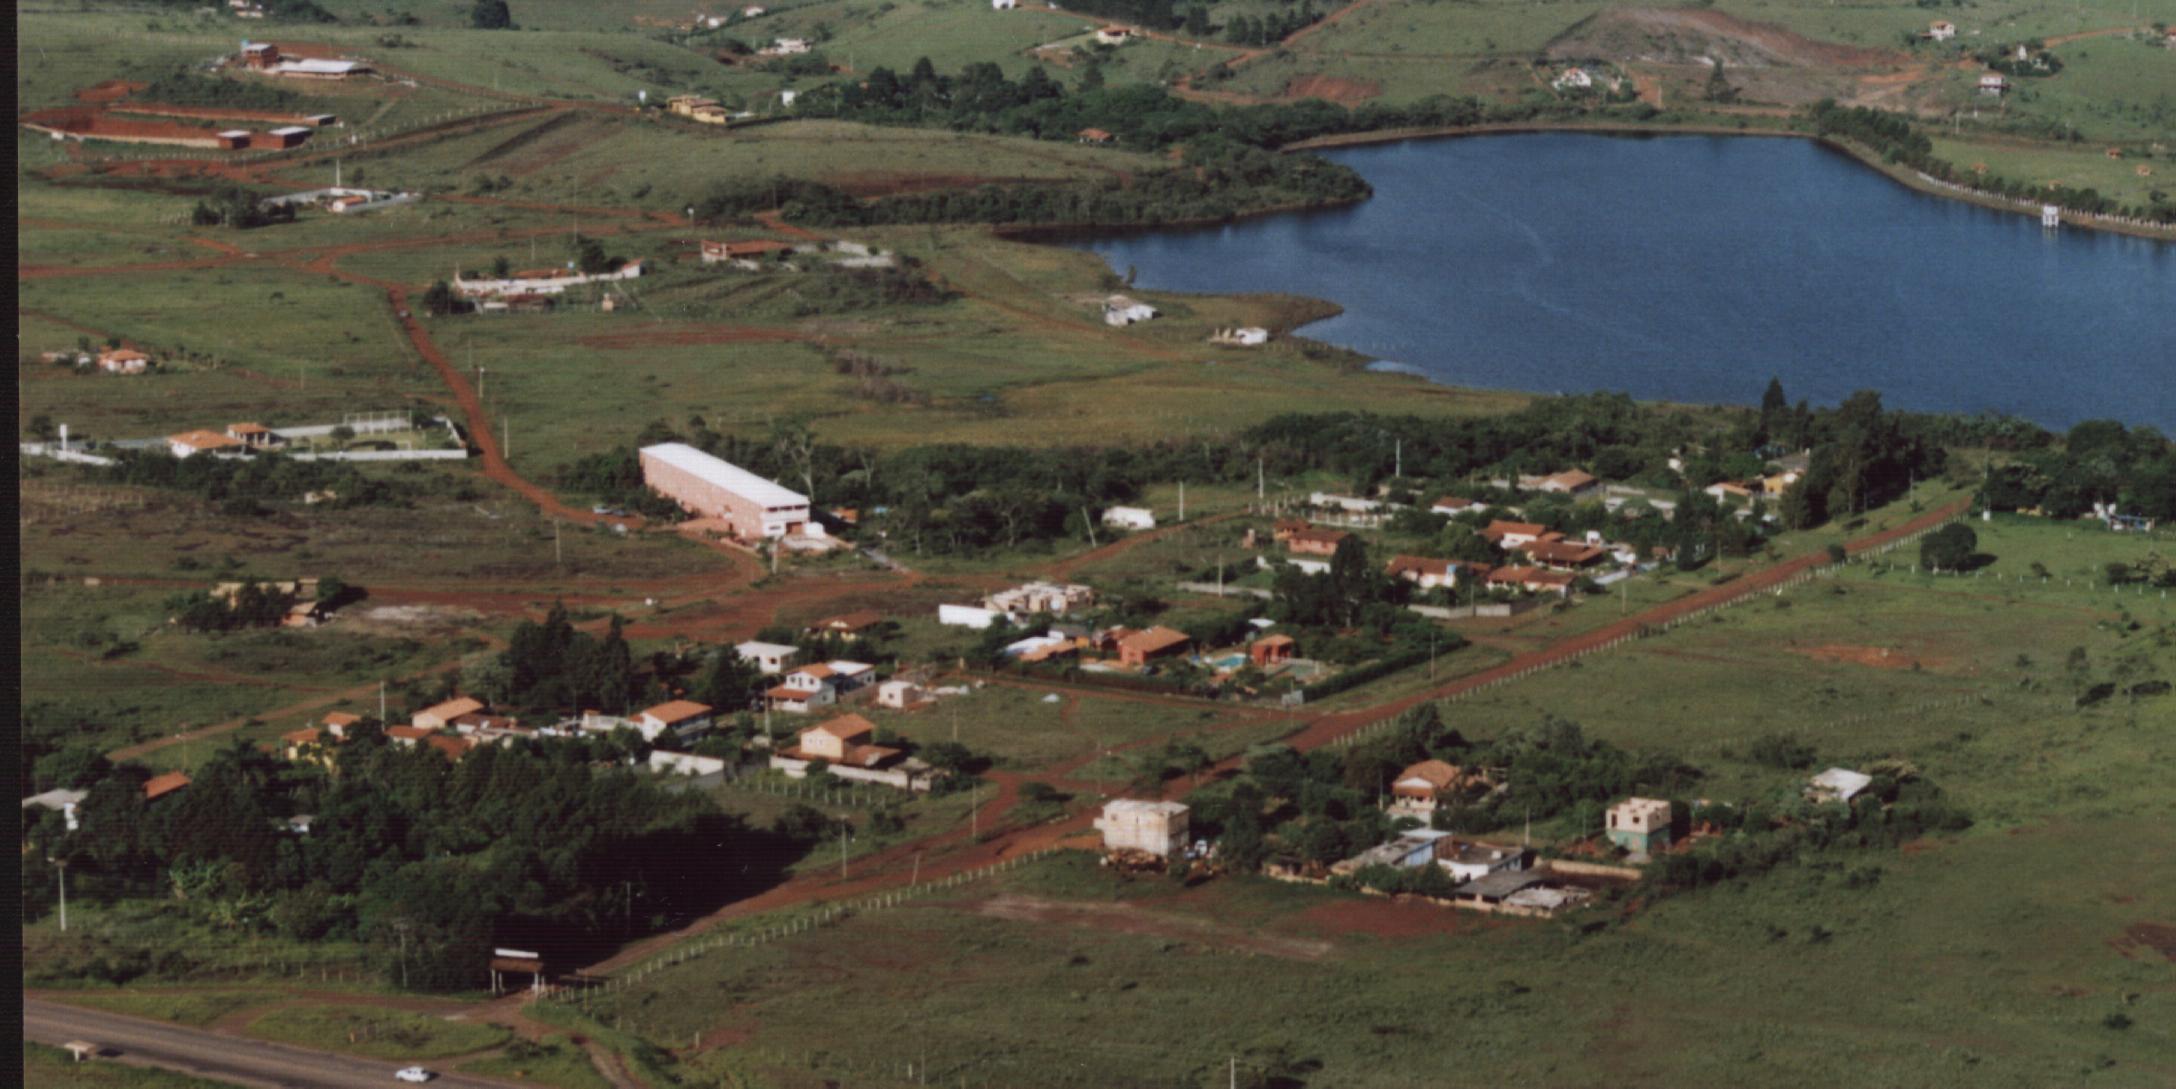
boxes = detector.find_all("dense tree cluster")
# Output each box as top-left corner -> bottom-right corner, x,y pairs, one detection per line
141,70 -> 306,110
465,604 -> 641,716
22,734 -> 770,990
1979,419 -> 2176,521
191,186 -> 295,230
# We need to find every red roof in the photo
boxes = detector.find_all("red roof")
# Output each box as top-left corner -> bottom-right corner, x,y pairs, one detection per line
386,724 -> 433,741
1077,127 -> 1114,141
1482,520 -> 1548,540
1522,540 -> 1606,566
641,699 -> 713,724
144,772 -> 192,800
1119,626 -> 1190,656
168,429 -> 245,451
808,713 -> 876,743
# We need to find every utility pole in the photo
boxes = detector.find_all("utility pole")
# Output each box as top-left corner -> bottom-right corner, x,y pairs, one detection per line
51,858 -> 68,932
1179,481 -> 1186,521
1257,455 -> 1265,501
554,519 -> 563,566
379,680 -> 387,722
1395,438 -> 1402,480
912,852 -> 922,886
840,824 -> 849,877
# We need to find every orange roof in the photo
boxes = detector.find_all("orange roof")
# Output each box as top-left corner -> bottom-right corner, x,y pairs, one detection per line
144,771 -> 192,800
281,726 -> 321,746
1119,626 -> 1190,655
1386,555 -> 1455,577
792,664 -> 836,680
1487,565 -> 1575,587
1483,520 -> 1548,539
641,699 -> 713,724
1522,540 -> 1606,565
417,696 -> 484,722
424,734 -> 474,761
1078,127 -> 1114,141
100,349 -> 149,362
1395,759 -> 1464,791
323,711 -> 361,727
1431,496 -> 1475,510
1287,527 -> 1351,546
1543,470 -> 1597,490
1253,634 -> 1295,649
809,713 -> 876,743
386,724 -> 433,740
227,423 -> 271,435
169,429 -> 245,451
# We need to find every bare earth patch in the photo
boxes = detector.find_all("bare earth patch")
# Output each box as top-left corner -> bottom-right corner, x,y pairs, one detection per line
2114,922 -> 2176,963
1284,75 -> 1381,105
1792,644 -> 1937,671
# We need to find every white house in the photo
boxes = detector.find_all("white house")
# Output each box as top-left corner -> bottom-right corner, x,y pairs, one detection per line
22,788 -> 87,832
648,750 -> 728,776
772,37 -> 811,54
734,640 -> 801,675
877,679 -> 925,709
1807,767 -> 1874,804
1102,295 -> 1158,325
634,699 -> 715,742
825,660 -> 876,694
984,581 -> 1096,615
1430,496 -> 1478,516
1552,67 -> 1593,90
1094,25 -> 1132,46
1102,506 -> 1156,531
992,0 -> 1016,9
1979,73 -> 2008,95
1929,20 -> 1956,41
1432,838 -> 1527,883
768,665 -> 839,713
939,603 -> 1010,629
1095,799 -> 1189,857
1310,491 -> 1383,514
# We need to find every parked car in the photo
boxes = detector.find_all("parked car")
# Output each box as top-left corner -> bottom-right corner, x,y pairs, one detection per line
394,1068 -> 435,1084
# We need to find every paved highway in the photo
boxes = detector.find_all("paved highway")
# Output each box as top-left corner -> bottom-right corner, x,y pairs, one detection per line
24,998 -> 509,1089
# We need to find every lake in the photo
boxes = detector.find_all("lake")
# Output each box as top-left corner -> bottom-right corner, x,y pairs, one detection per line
1075,133 -> 2175,431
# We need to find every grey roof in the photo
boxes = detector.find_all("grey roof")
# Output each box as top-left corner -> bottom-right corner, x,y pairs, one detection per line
22,789 -> 87,810
1456,869 -> 1547,901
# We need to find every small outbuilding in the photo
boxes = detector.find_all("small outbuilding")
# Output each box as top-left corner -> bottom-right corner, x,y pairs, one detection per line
1095,799 -> 1189,857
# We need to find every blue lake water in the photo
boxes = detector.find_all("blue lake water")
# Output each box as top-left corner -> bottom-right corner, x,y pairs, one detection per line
1075,133 -> 2175,430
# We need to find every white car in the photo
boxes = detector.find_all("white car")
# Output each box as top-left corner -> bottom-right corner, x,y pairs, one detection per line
394,1069 -> 435,1084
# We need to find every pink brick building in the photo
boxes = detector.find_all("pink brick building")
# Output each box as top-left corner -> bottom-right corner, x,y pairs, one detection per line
640,442 -> 811,540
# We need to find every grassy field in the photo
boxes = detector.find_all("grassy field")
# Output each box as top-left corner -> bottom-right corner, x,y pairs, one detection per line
40,988 -> 286,1028
243,1003 -> 509,1060
459,1035 -> 612,1089
561,512 -> 2176,1088
24,1042 -> 236,1089
23,900 -> 378,988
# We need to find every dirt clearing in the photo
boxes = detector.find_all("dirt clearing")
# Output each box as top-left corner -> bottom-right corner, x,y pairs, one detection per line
1792,644 -> 1939,671
1284,75 -> 1380,105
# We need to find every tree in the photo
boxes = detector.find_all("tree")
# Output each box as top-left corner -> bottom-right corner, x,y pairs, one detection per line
471,0 -> 512,29
572,235 -> 612,274
1919,523 -> 1978,571
490,255 -> 512,278
695,648 -> 762,713
420,280 -> 463,317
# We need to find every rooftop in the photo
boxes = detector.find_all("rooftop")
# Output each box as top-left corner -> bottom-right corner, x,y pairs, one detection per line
641,442 -> 809,508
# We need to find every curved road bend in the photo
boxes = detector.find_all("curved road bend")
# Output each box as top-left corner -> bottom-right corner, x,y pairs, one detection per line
25,998 -> 507,1089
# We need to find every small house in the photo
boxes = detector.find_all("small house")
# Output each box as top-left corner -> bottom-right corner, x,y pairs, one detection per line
385,724 -> 433,748
793,713 -> 897,766
1387,759 -> 1488,816
877,679 -> 925,709
985,581 -> 1096,616
701,238 -> 798,265
256,125 -> 311,149
772,37 -> 811,54
1094,25 -> 1132,46
1248,634 -> 1295,668
1118,626 -> 1190,668
97,349 -> 150,375
1481,520 -> 1550,549
939,603 -> 1010,629
1520,539 -> 1608,570
1807,767 -> 1873,805
1430,496 -> 1477,516
1484,565 -> 1575,597
240,41 -> 280,68
1209,326 -> 1269,347
1284,526 -> 1350,558
635,699 -> 715,742
225,422 -> 283,449
412,697 -> 485,732
1102,295 -> 1158,325
1077,127 -> 1116,145
1537,470 -> 1599,496
1605,797 -> 1672,858
1979,73 -> 2008,95
1094,799 -> 1188,857
216,129 -> 252,150
1385,555 -> 1462,590
1552,67 -> 1593,90
1102,506 -> 1156,531
734,640 -> 801,674
1928,20 -> 1956,41
168,429 -> 247,458
768,665 -> 838,713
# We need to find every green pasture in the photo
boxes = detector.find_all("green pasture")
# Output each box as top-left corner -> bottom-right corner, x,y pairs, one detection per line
244,1003 -> 510,1060
24,1042 -> 238,1089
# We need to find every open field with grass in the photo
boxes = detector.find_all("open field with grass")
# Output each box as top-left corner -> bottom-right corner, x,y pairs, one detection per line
24,1042 -> 237,1089
23,901 -> 379,989
560,510 -> 2176,1088
243,1003 -> 510,1060
459,1035 -> 613,1089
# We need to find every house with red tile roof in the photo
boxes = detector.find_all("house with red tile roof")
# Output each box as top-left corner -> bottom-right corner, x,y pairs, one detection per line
143,771 -> 192,802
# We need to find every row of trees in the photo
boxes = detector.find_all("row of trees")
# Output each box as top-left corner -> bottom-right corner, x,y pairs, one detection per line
1977,419 -> 2176,521
1807,100 -> 2174,223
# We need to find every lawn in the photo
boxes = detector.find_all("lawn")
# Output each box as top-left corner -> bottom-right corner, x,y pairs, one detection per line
24,1043 -> 236,1089
243,1003 -> 510,1061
